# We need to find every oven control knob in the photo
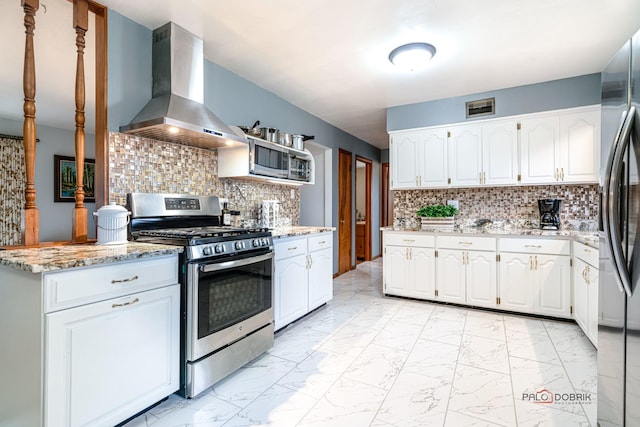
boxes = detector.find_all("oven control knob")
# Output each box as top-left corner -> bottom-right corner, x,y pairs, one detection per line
253,239 -> 260,247
214,244 -> 224,254
235,241 -> 244,250
203,246 -> 212,256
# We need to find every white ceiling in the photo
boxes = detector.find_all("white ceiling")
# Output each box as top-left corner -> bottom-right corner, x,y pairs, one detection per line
2,1 -> 640,149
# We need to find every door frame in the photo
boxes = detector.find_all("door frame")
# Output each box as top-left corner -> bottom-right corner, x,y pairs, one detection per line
356,155 -> 372,261
381,162 -> 390,255
338,149 -> 353,274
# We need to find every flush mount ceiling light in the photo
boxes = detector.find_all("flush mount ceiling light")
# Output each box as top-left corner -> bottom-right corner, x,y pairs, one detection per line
389,42 -> 436,71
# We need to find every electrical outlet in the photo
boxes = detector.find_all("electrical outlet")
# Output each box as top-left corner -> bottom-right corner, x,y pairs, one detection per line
290,189 -> 295,199
447,200 -> 459,210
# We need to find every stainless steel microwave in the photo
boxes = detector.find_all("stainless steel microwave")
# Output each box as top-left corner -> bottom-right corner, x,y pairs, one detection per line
249,139 -> 311,182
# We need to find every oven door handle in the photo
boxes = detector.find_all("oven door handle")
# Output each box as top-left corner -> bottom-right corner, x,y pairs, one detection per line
200,252 -> 274,272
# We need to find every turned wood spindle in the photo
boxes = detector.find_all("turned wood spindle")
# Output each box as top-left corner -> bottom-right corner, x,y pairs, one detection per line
72,0 -> 89,242
21,0 -> 40,246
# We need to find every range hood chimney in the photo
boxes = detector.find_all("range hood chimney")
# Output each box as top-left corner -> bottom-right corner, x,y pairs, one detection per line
120,22 -> 245,149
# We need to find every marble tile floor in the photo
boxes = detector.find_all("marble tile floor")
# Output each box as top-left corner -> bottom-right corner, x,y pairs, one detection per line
125,258 -> 597,427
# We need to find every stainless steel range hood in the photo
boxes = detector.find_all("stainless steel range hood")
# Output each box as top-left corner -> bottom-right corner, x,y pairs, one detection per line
120,22 -> 246,149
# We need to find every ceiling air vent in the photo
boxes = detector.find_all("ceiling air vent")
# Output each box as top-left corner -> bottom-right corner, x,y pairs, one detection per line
466,97 -> 495,118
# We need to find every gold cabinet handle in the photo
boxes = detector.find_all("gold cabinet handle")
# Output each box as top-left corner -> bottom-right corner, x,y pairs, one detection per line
529,256 -> 533,270
318,240 -> 326,244
583,248 -> 591,253
111,275 -> 139,284
403,239 -> 416,243
288,246 -> 298,251
535,255 -> 538,270
458,241 -> 473,246
524,245 -> 542,249
112,297 -> 139,308
561,168 -> 565,181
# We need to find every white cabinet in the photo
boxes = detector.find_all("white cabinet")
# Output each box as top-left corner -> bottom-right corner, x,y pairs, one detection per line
482,120 -> 520,185
573,241 -> 599,346
448,121 -> 519,187
308,234 -> 334,311
520,107 -> 599,184
498,238 -> 572,318
390,127 -> 448,189
274,232 -> 333,330
45,284 -> 180,427
383,233 -> 436,299
0,254 -> 180,427
448,124 -> 483,187
436,236 -> 497,308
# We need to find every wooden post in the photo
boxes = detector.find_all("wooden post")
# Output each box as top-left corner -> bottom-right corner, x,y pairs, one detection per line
22,0 -> 40,246
72,0 -> 88,242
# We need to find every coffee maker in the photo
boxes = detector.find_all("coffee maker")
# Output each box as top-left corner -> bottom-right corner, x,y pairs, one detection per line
538,199 -> 561,230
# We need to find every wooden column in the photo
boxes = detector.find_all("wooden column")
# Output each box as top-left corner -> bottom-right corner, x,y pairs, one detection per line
72,0 -> 88,242
21,0 -> 40,246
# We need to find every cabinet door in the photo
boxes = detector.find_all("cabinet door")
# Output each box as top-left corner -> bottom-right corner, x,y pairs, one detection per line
308,247 -> 333,311
409,247 -> 436,299
466,250 -> 497,308
482,120 -> 519,185
390,132 -> 419,189
417,127 -> 448,188
274,254 -> 309,330
573,258 -> 590,334
535,254 -> 571,317
436,249 -> 466,304
45,285 -> 180,427
384,245 -> 411,297
499,253 -> 534,312
587,266 -> 599,346
559,110 -> 600,183
520,116 -> 561,184
448,125 -> 483,187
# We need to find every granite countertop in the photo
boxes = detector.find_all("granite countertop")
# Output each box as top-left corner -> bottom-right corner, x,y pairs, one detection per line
271,226 -> 336,239
381,226 -> 600,249
0,242 -> 183,274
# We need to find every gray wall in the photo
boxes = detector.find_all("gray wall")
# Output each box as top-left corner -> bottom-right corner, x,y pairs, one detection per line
387,73 -> 601,131
0,117 -> 96,242
107,10 -> 382,271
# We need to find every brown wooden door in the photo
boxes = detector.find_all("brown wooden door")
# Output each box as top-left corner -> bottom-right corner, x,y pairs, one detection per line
338,149 -> 353,274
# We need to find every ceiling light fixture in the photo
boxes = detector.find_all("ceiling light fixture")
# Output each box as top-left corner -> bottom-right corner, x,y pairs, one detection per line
389,42 -> 436,71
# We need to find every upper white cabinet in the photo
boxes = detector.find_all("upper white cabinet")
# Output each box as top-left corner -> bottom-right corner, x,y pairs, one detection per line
520,106 -> 600,184
390,105 -> 600,189
448,124 -> 483,187
448,120 -> 519,187
390,127 -> 448,189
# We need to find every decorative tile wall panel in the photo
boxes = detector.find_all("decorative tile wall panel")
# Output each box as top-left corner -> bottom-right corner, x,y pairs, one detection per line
393,184 -> 598,229
108,132 -> 299,225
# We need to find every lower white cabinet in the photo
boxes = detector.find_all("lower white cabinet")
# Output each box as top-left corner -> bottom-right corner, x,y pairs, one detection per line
45,284 -> 180,427
573,242 -> 599,346
0,254 -> 180,427
274,232 -> 333,330
436,236 -> 497,308
498,238 -> 572,318
383,233 -> 436,299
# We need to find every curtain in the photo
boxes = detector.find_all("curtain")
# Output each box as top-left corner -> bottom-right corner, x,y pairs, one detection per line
0,137 -> 26,246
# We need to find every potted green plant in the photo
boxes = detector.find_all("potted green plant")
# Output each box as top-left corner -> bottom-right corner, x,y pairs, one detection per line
417,204 -> 458,228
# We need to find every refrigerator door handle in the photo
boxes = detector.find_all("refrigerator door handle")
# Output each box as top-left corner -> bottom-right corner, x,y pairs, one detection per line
607,105 -> 636,297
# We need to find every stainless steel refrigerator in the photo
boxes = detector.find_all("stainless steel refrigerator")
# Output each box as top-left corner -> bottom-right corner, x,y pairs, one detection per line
598,27 -> 640,427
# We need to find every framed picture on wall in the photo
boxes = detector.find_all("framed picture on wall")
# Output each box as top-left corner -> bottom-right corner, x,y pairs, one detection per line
54,155 -> 96,203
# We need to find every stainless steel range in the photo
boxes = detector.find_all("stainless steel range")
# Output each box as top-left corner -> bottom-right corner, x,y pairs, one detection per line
127,193 -> 274,398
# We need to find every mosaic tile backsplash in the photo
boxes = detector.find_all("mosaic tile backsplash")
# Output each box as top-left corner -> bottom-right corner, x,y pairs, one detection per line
394,184 -> 599,229
108,132 -> 300,226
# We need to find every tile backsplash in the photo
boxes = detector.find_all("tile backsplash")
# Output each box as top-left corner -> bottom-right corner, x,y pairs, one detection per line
394,184 -> 599,229
108,132 -> 300,226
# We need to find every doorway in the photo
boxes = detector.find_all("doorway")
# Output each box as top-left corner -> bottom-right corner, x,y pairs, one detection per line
338,149 -> 352,274
355,156 -> 372,263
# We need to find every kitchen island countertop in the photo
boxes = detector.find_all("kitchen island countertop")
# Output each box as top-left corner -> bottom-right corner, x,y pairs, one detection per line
0,242 -> 183,274
271,226 -> 336,239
